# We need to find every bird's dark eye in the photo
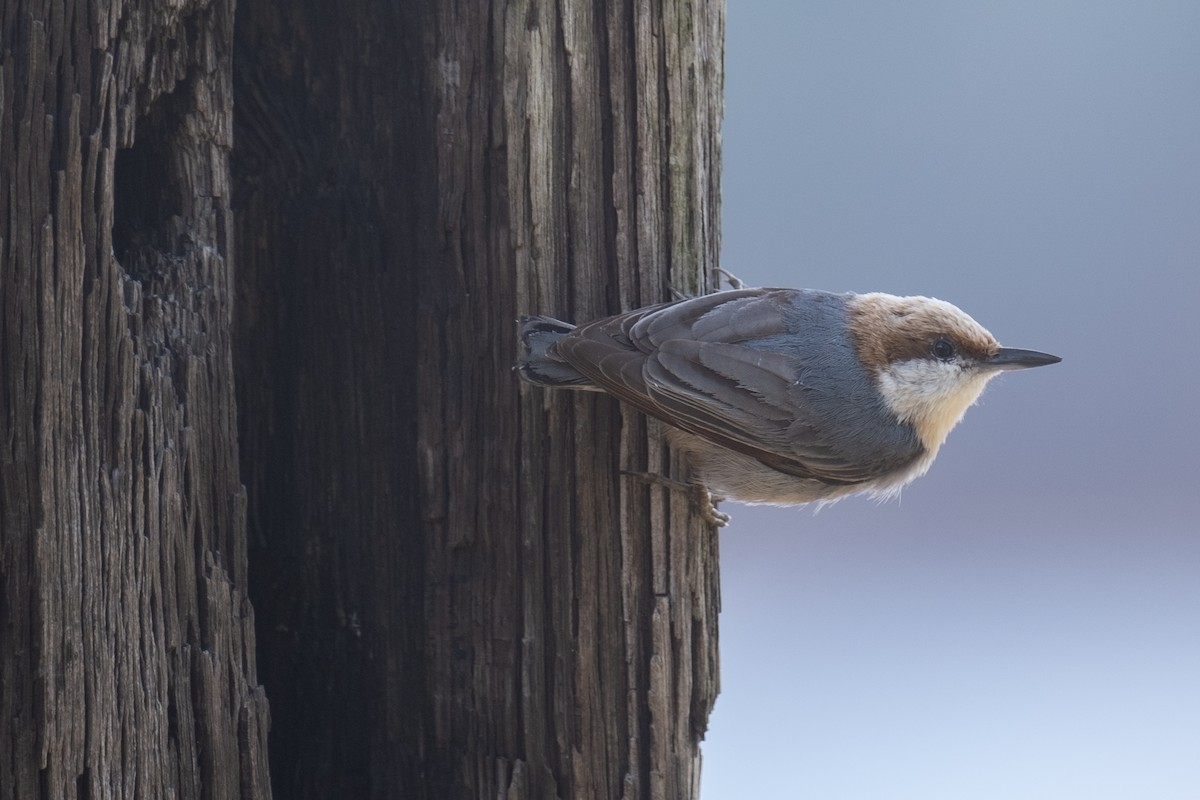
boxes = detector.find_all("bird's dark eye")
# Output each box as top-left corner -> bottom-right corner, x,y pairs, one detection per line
931,337 -> 957,361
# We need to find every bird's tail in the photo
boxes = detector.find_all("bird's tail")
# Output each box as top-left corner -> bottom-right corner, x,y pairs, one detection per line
516,316 -> 595,388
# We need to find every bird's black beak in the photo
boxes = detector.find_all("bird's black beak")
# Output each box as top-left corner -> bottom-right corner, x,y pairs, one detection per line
984,347 -> 1062,371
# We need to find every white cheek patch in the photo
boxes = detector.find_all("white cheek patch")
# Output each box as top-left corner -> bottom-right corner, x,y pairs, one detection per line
876,360 -> 994,451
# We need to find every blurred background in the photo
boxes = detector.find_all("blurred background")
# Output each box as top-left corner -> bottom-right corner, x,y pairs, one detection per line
702,2 -> 1200,798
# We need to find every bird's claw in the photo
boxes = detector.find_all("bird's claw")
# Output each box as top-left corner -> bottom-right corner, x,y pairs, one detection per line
715,266 -> 745,290
668,267 -> 746,302
695,485 -> 731,527
621,471 -> 730,527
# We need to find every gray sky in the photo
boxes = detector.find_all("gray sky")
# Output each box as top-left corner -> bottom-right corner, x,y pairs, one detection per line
703,2 -> 1200,798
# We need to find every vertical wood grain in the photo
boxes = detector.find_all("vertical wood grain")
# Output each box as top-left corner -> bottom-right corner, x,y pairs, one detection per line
1,1 -> 271,797
231,0 -> 725,797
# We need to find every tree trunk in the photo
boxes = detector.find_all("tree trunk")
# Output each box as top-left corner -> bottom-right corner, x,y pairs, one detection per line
2,0 -> 722,796
1,1 -> 270,798
233,0 -> 724,798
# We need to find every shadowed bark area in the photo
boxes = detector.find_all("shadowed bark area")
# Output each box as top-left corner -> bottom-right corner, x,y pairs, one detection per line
1,1 -> 270,797
232,0 -> 724,798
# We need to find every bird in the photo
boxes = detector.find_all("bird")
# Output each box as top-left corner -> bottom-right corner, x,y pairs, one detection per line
516,282 -> 1060,525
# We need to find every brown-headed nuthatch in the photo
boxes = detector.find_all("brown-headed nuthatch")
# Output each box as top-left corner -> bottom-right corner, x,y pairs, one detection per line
517,286 -> 1060,524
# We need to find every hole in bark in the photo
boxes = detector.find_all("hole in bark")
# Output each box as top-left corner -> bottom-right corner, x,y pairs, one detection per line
112,85 -> 190,277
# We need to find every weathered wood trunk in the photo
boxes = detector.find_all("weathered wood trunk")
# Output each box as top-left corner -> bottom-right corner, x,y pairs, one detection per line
232,0 -> 724,798
3,0 -> 722,796
0,0 -> 270,798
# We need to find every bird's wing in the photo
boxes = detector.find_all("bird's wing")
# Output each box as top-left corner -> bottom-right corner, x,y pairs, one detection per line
553,289 -> 884,484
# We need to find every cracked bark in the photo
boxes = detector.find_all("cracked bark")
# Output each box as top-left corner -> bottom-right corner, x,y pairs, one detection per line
1,0 -> 270,798
2,0 -> 723,797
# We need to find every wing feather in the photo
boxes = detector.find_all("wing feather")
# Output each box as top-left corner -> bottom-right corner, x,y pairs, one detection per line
550,288 -> 916,485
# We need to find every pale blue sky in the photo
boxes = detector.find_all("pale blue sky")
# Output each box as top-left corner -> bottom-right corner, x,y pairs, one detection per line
703,3 -> 1200,798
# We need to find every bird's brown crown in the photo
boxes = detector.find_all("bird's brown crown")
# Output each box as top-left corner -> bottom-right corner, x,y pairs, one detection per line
847,293 -> 1000,373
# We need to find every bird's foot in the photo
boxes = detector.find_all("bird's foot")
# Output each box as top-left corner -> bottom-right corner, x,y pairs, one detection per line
715,266 -> 745,290
622,471 -> 730,527
669,267 -> 747,302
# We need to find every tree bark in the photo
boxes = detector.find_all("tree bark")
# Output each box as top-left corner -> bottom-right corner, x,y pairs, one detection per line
233,0 -> 724,798
2,0 -> 723,796
1,1 -> 270,798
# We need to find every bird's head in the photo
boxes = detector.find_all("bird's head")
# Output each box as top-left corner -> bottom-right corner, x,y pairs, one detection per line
848,293 -> 1060,454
